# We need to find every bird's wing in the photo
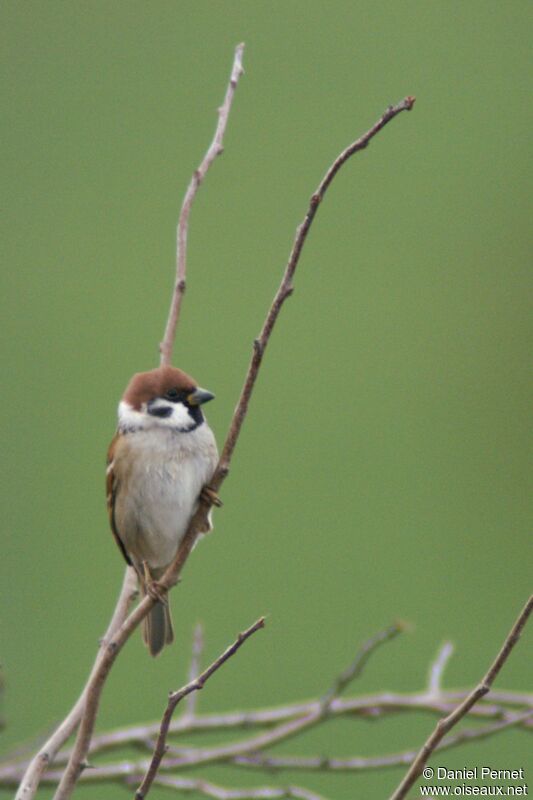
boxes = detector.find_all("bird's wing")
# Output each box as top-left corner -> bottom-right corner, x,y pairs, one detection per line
106,433 -> 132,566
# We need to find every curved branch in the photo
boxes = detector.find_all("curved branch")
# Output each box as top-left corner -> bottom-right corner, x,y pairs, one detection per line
159,43 -> 245,366
14,567 -> 138,800
214,96 -> 415,479
52,96 -> 415,800
146,776 -> 327,800
3,618 -> 531,796
135,617 -> 265,799
390,594 -> 533,800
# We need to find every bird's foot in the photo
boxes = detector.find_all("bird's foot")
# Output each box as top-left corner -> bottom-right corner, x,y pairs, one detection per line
200,485 -> 223,508
142,561 -> 168,606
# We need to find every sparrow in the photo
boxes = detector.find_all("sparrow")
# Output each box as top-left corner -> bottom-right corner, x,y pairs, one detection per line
106,365 -> 219,656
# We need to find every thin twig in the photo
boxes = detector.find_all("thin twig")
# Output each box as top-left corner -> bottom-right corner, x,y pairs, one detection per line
14,567 -> 138,800
233,708 -> 533,772
7,686 -> 529,777
426,642 -> 454,696
50,45 -> 244,800
159,43 -> 245,366
390,594 -> 533,800
150,776 -> 328,800
212,96 -> 416,484
51,96 -> 415,799
77,688 -> 533,753
135,617 -> 265,799
184,623 -> 205,718
160,622 -> 405,771
320,622 -> 404,708
3,710 -> 531,789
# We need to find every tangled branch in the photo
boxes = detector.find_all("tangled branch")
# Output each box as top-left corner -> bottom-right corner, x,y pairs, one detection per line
160,42 -> 245,366
390,594 -> 533,800
35,54 -> 414,800
135,617 -> 265,799
2,614 -> 531,799
9,36 -> 530,800
13,568 -> 139,800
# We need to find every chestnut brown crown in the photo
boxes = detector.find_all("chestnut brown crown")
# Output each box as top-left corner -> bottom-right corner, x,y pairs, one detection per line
122,366 -> 198,411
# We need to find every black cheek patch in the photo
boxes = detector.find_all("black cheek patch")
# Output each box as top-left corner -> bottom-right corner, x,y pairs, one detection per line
148,405 -> 173,419
187,405 -> 204,427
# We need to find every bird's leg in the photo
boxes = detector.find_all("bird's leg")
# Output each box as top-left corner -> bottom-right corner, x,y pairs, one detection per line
200,485 -> 223,508
141,560 -> 168,607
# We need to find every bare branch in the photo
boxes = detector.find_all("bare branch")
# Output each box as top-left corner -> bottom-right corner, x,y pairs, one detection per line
161,622 -> 405,771
135,617 -> 265,799
233,708 -> 533,773
14,567 -> 138,800
8,686 -> 529,778
213,96 -> 416,482
184,622 -> 205,718
150,776 -> 328,800
390,594 -> 533,800
159,43 -> 245,366
46,93 -> 416,797
3,621 -> 532,797
3,710 -> 530,789
75,687 -> 529,753
51,94 -> 416,800
320,621 -> 404,708
426,641 -> 454,696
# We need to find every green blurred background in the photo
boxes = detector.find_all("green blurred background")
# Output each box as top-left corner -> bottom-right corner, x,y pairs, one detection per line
1,2 -> 531,798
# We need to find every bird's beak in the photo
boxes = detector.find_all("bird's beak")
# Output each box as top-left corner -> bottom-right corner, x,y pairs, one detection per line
187,387 -> 215,406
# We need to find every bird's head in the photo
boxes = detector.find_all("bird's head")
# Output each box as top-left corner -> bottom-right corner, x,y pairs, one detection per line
118,366 -> 214,433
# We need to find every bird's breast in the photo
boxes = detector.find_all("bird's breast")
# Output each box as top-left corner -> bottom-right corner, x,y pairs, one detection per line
113,425 -> 218,570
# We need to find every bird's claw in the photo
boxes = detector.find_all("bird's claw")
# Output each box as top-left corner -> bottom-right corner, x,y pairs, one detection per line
142,561 -> 168,606
200,485 -> 223,508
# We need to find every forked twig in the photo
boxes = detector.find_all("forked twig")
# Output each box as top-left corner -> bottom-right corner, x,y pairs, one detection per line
184,622 -> 205,718
146,776 -> 327,800
3,619 -> 532,796
52,92 -> 415,800
14,568 -> 138,800
160,43 -> 245,366
51,45 -> 246,800
390,594 -> 533,800
135,617 -> 265,799
320,622 -> 404,708
212,96 -> 416,482
426,641 -> 454,696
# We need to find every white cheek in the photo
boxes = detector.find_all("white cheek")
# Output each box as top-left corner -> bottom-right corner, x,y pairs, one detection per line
166,403 -> 192,429
118,399 -> 196,431
118,401 -> 145,428
144,398 -> 195,429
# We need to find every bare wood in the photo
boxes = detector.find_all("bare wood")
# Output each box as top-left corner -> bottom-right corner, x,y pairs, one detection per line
148,776 -> 327,800
232,708 -> 533,772
52,592 -> 161,799
135,617 -> 265,799
5,686 -> 524,780
159,43 -> 245,366
426,642 -> 454,696
213,96 -> 416,482
140,622 -> 405,772
184,622 -> 205,718
3,627 -> 532,794
14,567 -> 137,800
320,622 -> 403,708
51,97 -> 415,799
3,710 -> 530,789
390,594 -> 533,800
33,686 -> 530,766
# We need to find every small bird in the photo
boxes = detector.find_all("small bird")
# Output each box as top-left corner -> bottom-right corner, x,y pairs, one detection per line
106,365 -> 219,656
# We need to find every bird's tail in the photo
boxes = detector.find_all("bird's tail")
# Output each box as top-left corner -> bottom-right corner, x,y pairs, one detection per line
142,599 -> 174,657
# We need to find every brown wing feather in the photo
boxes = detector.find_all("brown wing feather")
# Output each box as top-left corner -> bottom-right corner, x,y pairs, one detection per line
106,433 -> 132,566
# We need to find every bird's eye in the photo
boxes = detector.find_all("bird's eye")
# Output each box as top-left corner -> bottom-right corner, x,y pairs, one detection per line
164,388 -> 180,401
